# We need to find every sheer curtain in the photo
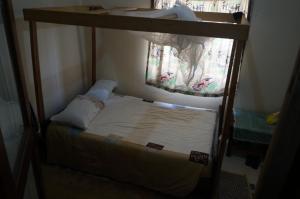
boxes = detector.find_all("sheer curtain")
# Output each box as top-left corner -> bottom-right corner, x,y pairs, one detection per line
146,0 -> 249,96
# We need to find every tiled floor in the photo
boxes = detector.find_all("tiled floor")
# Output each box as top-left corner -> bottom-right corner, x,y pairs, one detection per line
221,140 -> 265,189
222,155 -> 261,185
221,152 -> 262,198
42,164 -> 252,199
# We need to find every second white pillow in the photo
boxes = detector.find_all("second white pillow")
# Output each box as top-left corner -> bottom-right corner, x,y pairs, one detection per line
51,95 -> 104,129
86,80 -> 117,102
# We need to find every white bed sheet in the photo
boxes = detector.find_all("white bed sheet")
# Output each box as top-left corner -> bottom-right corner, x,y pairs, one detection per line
87,95 -> 217,156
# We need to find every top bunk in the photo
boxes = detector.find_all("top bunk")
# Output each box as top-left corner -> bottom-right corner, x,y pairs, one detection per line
23,5 -> 249,40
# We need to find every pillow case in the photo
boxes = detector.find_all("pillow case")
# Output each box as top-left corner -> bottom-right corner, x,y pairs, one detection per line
51,95 -> 104,129
86,80 -> 117,102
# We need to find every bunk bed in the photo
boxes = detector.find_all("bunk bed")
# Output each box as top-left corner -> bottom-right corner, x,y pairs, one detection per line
23,3 -> 249,197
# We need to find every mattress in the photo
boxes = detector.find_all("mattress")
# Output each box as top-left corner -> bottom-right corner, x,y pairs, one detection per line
87,95 -> 217,156
46,94 -> 218,196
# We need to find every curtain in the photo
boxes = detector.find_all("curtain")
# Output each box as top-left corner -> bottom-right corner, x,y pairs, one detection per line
146,0 -> 249,96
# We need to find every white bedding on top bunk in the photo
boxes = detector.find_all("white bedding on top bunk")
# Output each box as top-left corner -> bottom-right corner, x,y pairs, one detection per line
87,94 -> 217,155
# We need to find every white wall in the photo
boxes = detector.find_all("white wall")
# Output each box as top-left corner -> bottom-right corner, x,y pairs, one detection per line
17,22 -> 92,118
13,0 -> 91,118
14,0 -> 300,118
235,0 -> 300,112
13,0 -> 80,18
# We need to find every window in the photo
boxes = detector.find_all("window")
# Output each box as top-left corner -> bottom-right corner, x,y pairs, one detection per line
146,0 -> 249,96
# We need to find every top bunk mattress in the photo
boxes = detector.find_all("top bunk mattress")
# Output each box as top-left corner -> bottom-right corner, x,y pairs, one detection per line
86,94 -> 217,156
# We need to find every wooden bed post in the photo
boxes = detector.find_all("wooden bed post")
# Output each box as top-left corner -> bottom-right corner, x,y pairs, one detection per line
29,21 -> 45,128
219,40 -> 237,132
215,40 -> 245,183
91,26 -> 96,84
211,39 -> 245,197
222,40 -> 245,141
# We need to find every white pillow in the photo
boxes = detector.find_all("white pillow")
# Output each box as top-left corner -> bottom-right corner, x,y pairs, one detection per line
51,95 -> 104,129
86,80 -> 117,102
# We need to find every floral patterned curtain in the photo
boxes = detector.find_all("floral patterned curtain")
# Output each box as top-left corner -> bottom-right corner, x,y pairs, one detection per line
146,0 -> 249,96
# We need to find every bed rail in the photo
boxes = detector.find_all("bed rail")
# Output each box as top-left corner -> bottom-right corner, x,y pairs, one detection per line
23,6 -> 249,40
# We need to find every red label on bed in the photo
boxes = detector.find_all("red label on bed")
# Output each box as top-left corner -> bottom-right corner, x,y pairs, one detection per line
146,142 -> 164,150
189,151 -> 209,165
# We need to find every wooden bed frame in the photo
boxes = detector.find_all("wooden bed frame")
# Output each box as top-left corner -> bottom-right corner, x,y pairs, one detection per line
23,2 -> 249,197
